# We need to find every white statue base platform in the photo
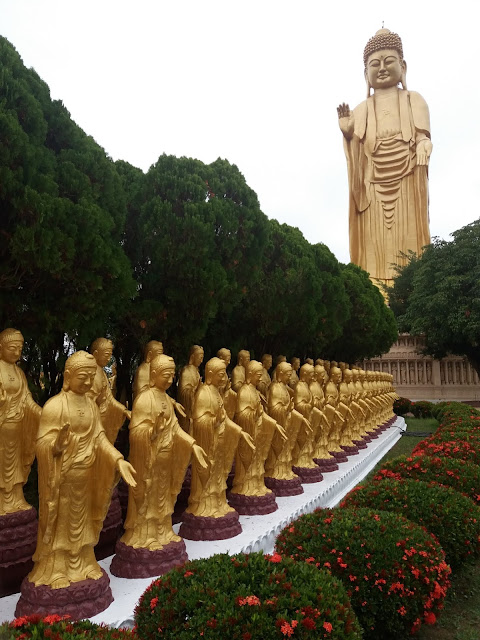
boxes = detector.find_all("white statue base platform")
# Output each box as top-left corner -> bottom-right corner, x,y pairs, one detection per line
0,417 -> 405,627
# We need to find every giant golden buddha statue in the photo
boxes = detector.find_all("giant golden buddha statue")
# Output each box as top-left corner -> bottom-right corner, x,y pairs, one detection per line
338,28 -> 432,287
179,357 -> 254,540
111,354 -> 208,578
16,351 -> 136,619
0,329 -> 41,516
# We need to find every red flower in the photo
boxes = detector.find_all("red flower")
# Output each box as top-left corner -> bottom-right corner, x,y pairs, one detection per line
150,596 -> 159,610
301,617 -> 316,630
424,612 -> 437,625
267,552 -> 282,563
184,570 -> 194,577
397,606 -> 407,616
323,621 -> 333,632
43,614 -> 65,625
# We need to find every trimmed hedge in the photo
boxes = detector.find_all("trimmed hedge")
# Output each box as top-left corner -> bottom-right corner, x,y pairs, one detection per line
0,615 -> 136,638
134,552 -> 363,640
275,507 -> 450,639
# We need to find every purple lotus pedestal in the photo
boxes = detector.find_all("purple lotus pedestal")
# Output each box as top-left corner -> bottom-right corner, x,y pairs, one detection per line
340,444 -> 359,455
292,465 -> 324,483
15,570 -> 113,620
314,457 -> 339,473
228,490 -> 277,515
179,510 -> 241,541
110,539 -> 188,579
352,438 -> 368,450
330,449 -> 349,463
264,476 -> 303,497
0,508 -> 37,597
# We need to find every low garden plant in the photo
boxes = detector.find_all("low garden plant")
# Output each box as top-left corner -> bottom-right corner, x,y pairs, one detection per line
0,614 -> 136,639
410,401 -> 434,419
275,507 -> 451,639
375,455 -> 480,505
412,438 -> 480,466
341,478 -> 480,569
134,552 -> 362,640
393,397 -> 413,416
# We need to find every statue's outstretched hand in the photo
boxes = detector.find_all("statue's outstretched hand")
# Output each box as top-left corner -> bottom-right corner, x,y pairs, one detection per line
192,443 -> 210,471
416,138 -> 433,166
337,102 -> 353,137
118,459 -> 136,487
54,422 -> 70,455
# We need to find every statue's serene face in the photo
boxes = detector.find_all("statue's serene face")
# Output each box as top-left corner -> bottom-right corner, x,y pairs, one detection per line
154,366 -> 175,391
292,358 -> 300,371
192,349 -> 204,367
366,48 -> 404,90
221,351 -> 231,366
0,340 -> 23,364
250,367 -> 263,387
278,365 -> 293,384
95,344 -> 113,367
67,366 -> 97,395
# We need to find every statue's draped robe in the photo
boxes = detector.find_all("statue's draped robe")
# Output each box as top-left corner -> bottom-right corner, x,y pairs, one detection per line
257,367 -> 271,398
90,367 -> 125,444
265,381 -> 303,481
187,385 -> 242,518
30,392 -> 121,587
231,383 -> 276,497
132,362 -> 150,400
344,89 -> 430,282
231,365 -> 246,393
122,388 -> 194,550
177,364 -> 201,433
292,381 -> 319,469
0,364 -> 40,513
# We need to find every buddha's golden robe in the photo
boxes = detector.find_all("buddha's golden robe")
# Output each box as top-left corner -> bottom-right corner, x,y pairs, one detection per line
231,383 -> 276,497
177,364 -> 201,433
257,367 -> 271,398
30,392 -> 122,587
264,380 -> 303,481
121,388 -> 195,550
187,385 -> 243,518
292,381 -> 319,469
132,362 -> 150,400
345,89 -> 430,283
0,362 -> 40,514
89,366 -> 126,444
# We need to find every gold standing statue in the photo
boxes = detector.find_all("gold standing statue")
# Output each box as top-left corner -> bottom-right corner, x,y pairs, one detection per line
338,28 -> 432,288
177,345 -> 204,433
0,329 -> 41,515
217,347 -> 237,420
232,349 -> 250,392
16,351 -> 136,620
179,357 -> 254,541
111,354 -> 209,578
258,353 -> 273,398
132,340 -> 164,400
229,360 -> 286,515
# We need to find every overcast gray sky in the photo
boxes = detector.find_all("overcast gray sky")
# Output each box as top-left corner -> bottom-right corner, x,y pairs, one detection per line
2,0 -> 479,264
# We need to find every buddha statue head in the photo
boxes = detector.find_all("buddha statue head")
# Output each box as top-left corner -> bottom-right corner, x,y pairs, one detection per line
304,358 -> 314,366
237,349 -> 250,368
291,357 -> 300,372
330,366 -> 342,386
204,357 -> 227,388
188,345 -> 204,367
144,340 -> 164,363
246,360 -> 263,387
150,354 -> 176,391
299,363 -> 315,384
276,361 -> 293,385
63,350 -> 97,392
343,368 -> 353,383
364,28 -> 406,95
275,355 -> 287,367
217,348 -> 231,366
261,353 -> 272,370
90,337 -> 113,368
314,364 -> 326,385
0,328 -> 24,364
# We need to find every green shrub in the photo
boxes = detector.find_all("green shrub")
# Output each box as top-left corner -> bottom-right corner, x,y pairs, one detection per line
275,507 -> 450,639
410,401 -> 434,419
393,397 -> 413,416
134,552 -> 362,640
375,455 -> 480,505
341,478 -> 480,568
0,615 -> 136,638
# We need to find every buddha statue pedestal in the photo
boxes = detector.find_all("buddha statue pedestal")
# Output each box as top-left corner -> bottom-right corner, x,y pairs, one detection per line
264,475 -> 303,497
228,490 -> 277,516
16,570 -> 113,620
111,539 -> 188,579
0,508 -> 37,597
313,455 -> 339,473
179,510 -> 241,541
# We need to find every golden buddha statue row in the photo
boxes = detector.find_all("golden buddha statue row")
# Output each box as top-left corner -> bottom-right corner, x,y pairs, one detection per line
4,328 -> 397,619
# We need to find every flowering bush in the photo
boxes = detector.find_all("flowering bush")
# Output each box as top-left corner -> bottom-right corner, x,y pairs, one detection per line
375,455 -> 480,505
410,401 -> 434,419
412,438 -> 480,466
134,552 -> 362,639
341,478 -> 480,569
275,507 -> 450,639
393,397 -> 413,416
0,614 -> 136,638
432,402 -> 478,423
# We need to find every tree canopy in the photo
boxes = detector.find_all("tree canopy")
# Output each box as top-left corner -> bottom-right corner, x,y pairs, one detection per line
0,36 -> 397,402
388,220 -> 480,375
